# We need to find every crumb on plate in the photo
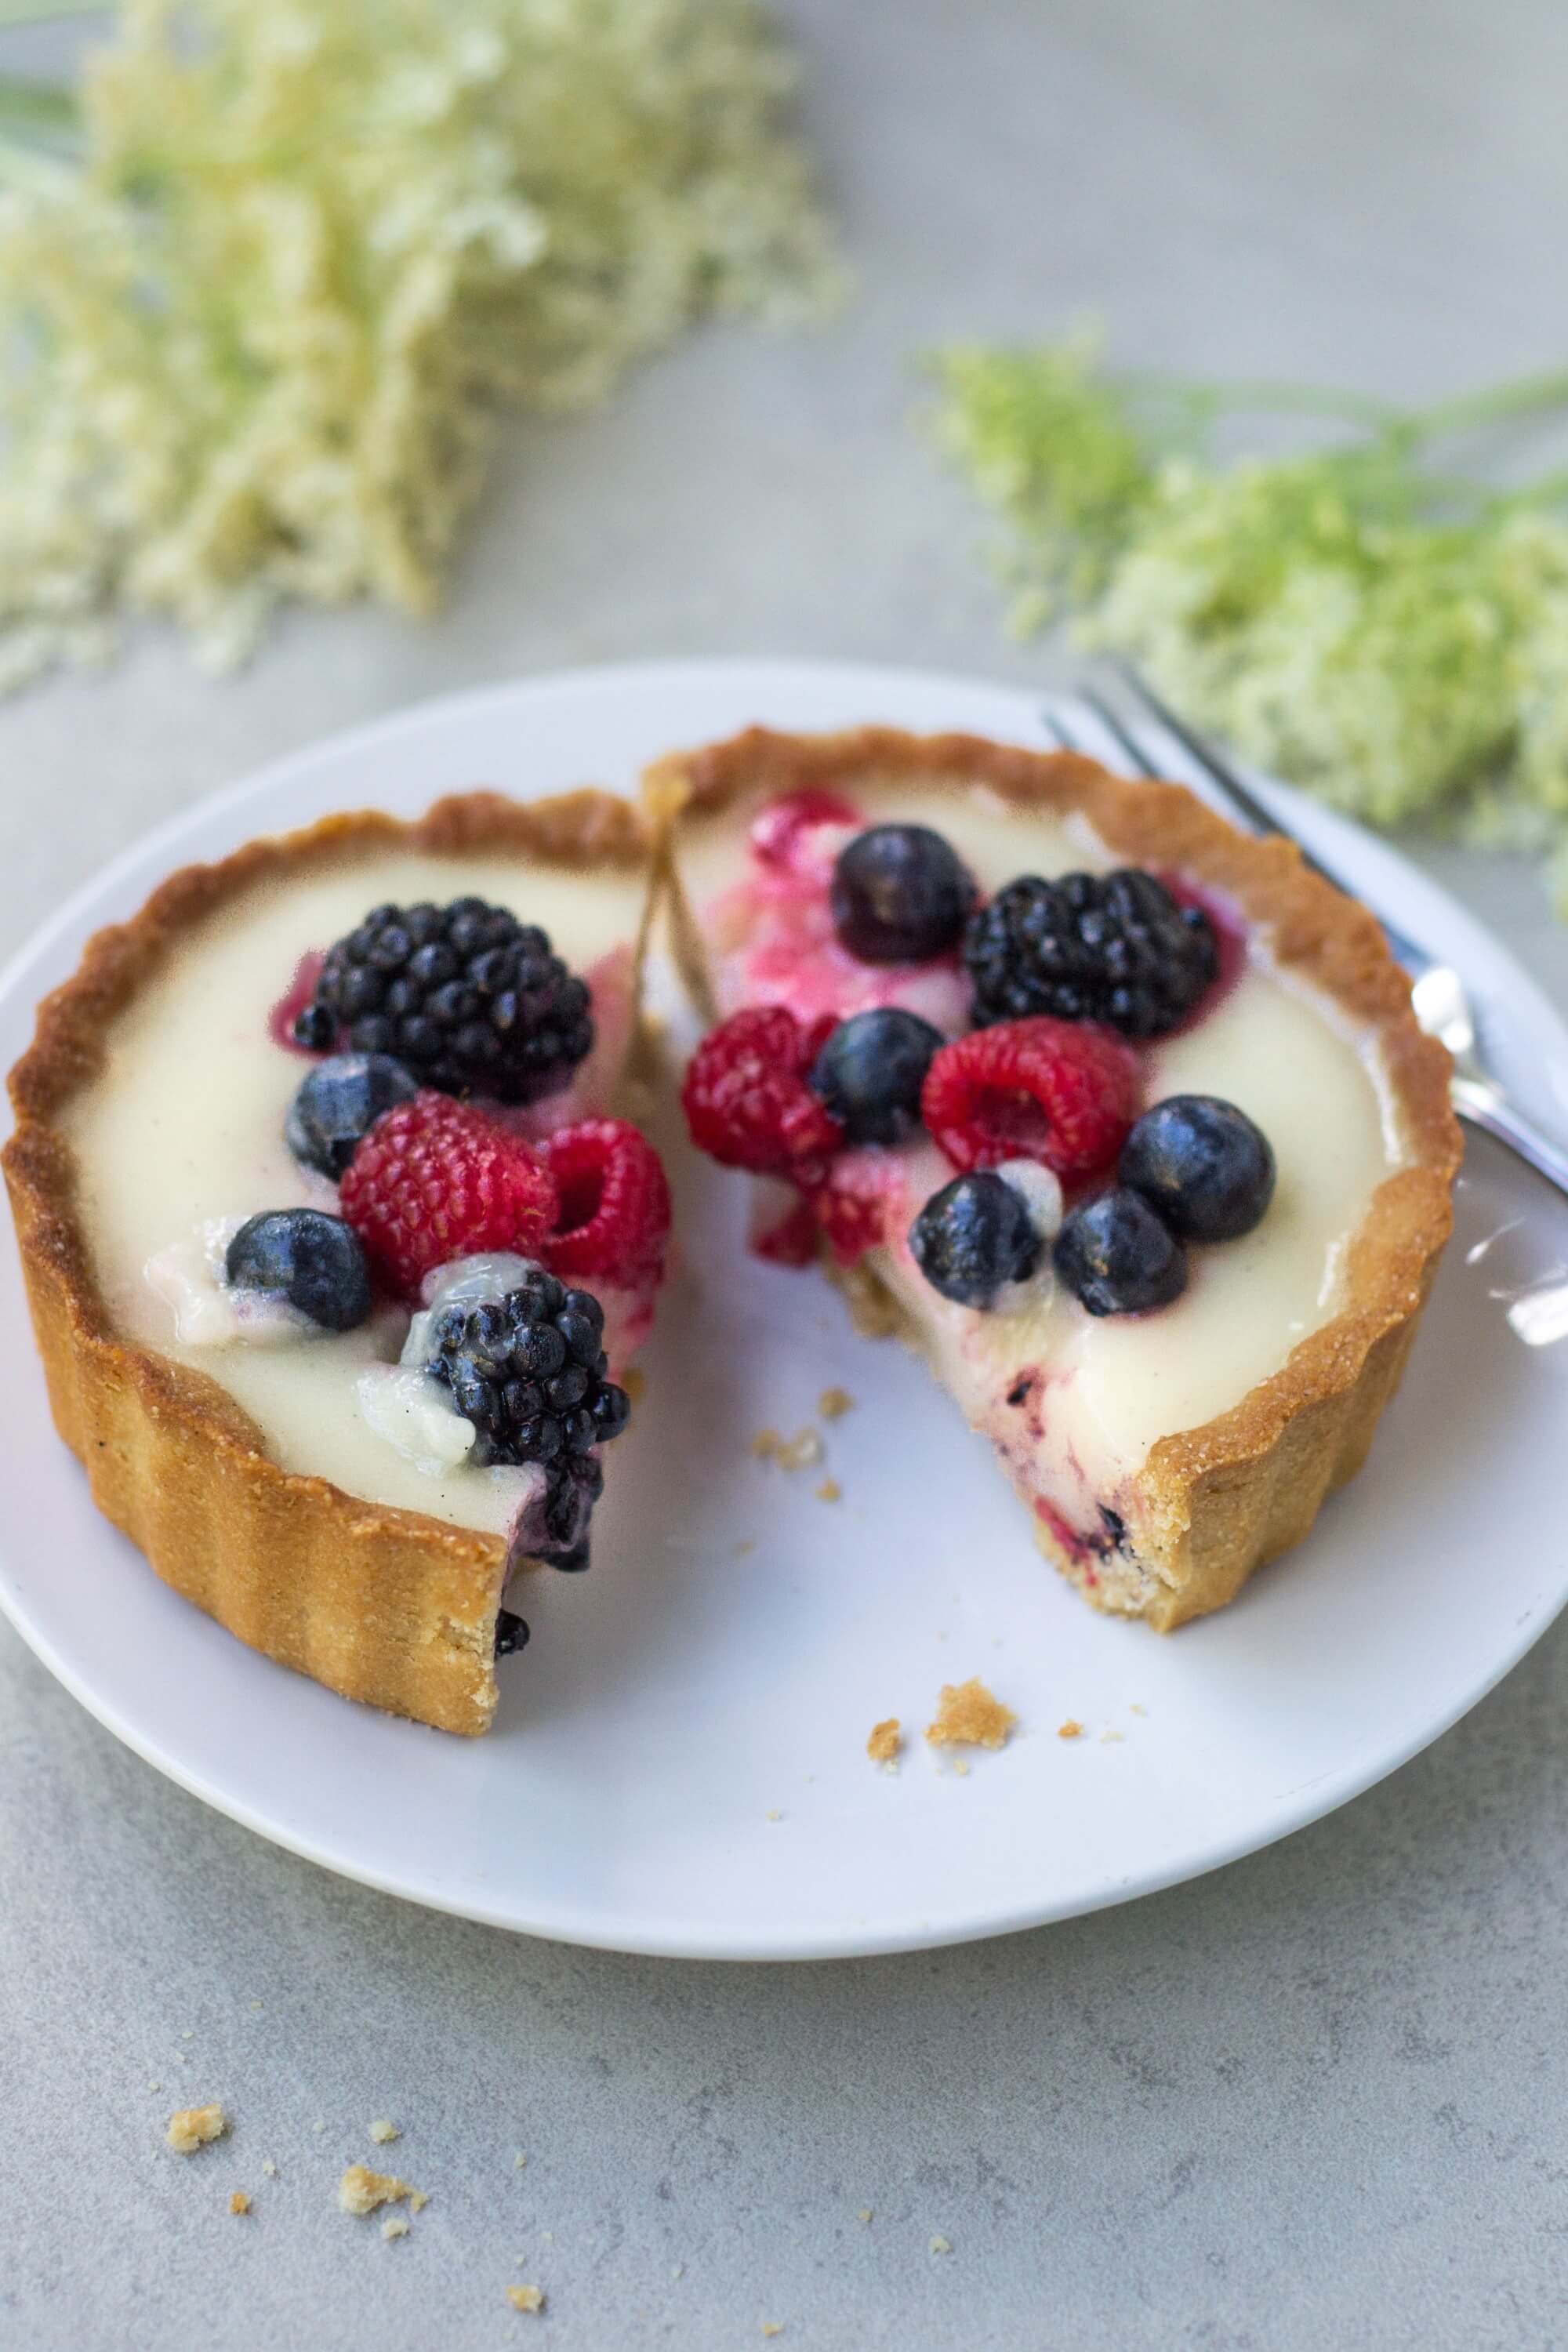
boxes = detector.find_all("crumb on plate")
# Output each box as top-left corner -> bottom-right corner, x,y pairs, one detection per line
818,1386 -> 855,1421
815,1476 -> 841,1503
1057,1719 -> 1083,1740
229,2191 -> 251,2216
930,2234 -> 953,2254
339,2165 -> 424,2218
507,2284 -> 545,2314
368,2119 -> 401,2145
866,1718 -> 902,1766
924,1679 -> 1017,1751
165,2104 -> 227,2154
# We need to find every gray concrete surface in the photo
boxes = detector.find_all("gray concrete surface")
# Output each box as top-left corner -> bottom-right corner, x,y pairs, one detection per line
2,3 -> 1566,2345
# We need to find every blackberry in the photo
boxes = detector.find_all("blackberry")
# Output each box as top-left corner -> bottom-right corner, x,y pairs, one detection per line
964,869 -> 1218,1039
292,898 -> 593,1105
426,1271 -> 630,1563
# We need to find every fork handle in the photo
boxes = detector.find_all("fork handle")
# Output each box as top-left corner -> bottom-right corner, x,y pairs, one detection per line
1452,1076 -> 1568,1200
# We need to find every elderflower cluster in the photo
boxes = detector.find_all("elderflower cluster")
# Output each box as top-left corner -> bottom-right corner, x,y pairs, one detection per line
934,336 -> 1568,909
0,0 -> 840,689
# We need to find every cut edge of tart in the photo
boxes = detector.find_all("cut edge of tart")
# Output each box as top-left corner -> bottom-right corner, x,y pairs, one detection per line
3,789 -> 655,1737
648,724 -> 1462,1632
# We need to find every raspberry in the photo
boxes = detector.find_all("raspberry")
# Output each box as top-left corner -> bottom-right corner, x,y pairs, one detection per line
920,1018 -> 1139,1185
339,1091 -> 559,1298
811,1160 -> 891,1267
681,1006 -> 844,1178
540,1119 -> 672,1288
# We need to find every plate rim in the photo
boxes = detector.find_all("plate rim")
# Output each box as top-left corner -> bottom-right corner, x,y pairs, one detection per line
4,652 -> 1566,1960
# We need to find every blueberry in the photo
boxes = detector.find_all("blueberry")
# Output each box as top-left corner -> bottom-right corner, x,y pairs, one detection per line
494,1609 -> 530,1657
225,1209 -> 373,1331
808,1007 -> 945,1145
908,1171 -> 1041,1308
830,825 -> 975,964
1118,1094 -> 1276,1243
1052,1189 -> 1187,1317
285,1052 -> 419,1178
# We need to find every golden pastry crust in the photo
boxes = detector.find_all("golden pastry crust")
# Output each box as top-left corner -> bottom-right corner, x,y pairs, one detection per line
648,724 -> 1461,1632
4,791 -> 652,1737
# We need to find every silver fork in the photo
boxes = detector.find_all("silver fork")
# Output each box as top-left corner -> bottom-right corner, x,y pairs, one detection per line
1040,666 -> 1568,1200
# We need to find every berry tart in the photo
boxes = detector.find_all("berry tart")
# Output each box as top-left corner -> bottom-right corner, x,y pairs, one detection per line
651,726 -> 1461,1630
4,791 -> 670,1734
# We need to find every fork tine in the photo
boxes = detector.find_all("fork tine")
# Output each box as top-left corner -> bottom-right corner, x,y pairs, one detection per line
1080,685 -> 1159,779
1108,658 -> 1297,849
1109,658 -> 1432,973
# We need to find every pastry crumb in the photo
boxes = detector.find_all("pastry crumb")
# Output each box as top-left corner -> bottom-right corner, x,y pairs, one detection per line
777,1426 -> 823,1471
180,2030 -> 194,2041
670,2263 -> 685,2279
382,2216 -> 409,2242
248,1999 -> 265,2013
261,2160 -> 278,2178
506,2285 -> 545,2314
165,2103 -> 227,2154
147,2080 -> 162,2092
312,2120 -> 326,2134
953,1757 -> 971,1777
1099,1729 -> 1124,1744
368,2119 -> 401,2145
818,1386 -> 855,1421
1057,1719 -> 1083,1740
339,2165 -> 423,2218
750,1426 -> 782,1460
1129,1701 -> 1147,1715
765,1809 -> 783,1822
761,2326 -> 784,2339
930,2234 -> 953,2255
229,2191 -> 251,2216
514,2151 -> 528,2171
856,2209 -> 873,2225
925,1678 -> 1017,1751
866,1718 -> 902,1766
815,1476 -> 841,1503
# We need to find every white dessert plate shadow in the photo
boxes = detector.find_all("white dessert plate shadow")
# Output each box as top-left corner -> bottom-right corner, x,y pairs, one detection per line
2,659 -> 1566,1962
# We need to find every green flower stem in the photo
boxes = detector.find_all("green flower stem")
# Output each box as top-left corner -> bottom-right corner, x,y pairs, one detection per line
0,74 -> 77,140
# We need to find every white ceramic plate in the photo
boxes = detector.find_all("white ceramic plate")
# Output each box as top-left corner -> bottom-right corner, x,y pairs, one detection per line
3,659 -> 1566,1960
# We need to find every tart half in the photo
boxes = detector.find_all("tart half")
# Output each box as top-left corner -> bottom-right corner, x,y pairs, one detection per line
4,790 -> 661,1735
652,725 -> 1461,1630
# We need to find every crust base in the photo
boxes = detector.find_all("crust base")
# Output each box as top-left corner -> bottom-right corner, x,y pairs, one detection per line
5,791 -> 652,1735
650,724 -> 1461,1632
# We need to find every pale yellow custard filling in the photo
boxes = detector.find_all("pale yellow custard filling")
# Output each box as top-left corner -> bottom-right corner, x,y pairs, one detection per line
65,851 -> 644,1536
